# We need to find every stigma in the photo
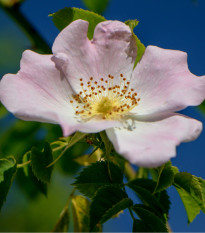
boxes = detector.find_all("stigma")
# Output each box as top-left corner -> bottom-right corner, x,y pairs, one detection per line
70,74 -> 140,121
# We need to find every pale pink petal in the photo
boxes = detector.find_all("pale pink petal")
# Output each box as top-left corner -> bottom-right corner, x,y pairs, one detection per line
0,50 -> 74,124
61,119 -> 122,136
106,115 -> 202,168
52,19 -> 137,93
130,46 -> 205,116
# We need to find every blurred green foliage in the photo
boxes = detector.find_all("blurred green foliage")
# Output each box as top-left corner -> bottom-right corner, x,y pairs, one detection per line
0,0 -> 23,7
82,0 -> 110,15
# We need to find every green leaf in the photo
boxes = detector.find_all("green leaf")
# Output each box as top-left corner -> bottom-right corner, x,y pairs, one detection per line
132,205 -> 168,232
52,206 -> 69,232
74,148 -> 102,166
125,19 -> 145,66
22,151 -> 31,177
67,132 -> 88,149
73,161 -> 123,198
0,156 -> 17,211
127,178 -> 170,220
51,7 -> 106,39
125,19 -> 139,31
82,0 -> 110,15
72,195 -> 90,232
174,172 -> 205,223
0,103 -> 8,118
198,100 -> 205,114
17,165 -> 47,198
198,177 -> 205,201
174,172 -> 205,211
176,187 -> 200,224
152,161 -> 178,193
29,165 -> 48,196
154,190 -> 171,217
89,185 -> 133,231
31,142 -> 53,183
100,131 -> 112,157
133,219 -> 151,232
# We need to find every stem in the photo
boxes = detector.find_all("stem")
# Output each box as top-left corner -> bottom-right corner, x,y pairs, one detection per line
65,188 -> 76,207
17,160 -> 31,168
52,144 -> 67,152
124,162 -> 136,181
0,3 -> 51,53
47,144 -> 71,168
52,188 -> 76,232
88,146 -> 99,157
128,207 -> 135,221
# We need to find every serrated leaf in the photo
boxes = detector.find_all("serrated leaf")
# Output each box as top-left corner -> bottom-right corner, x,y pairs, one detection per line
154,190 -> 171,216
72,195 -> 90,232
127,178 -> 170,220
52,206 -> 69,232
132,205 -> 168,232
0,156 -> 17,210
28,166 -> 47,196
174,172 -> 205,223
125,19 -> 145,66
73,161 -> 123,198
198,177 -> 205,201
174,172 -> 205,212
82,0 -> 109,14
152,161 -> 178,193
51,7 -> 105,39
31,142 -> 53,183
90,185 -> 133,231
176,187 -> 200,224
16,165 -> 47,198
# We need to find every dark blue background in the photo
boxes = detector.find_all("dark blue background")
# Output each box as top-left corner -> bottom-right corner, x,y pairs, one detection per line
0,0 -> 205,231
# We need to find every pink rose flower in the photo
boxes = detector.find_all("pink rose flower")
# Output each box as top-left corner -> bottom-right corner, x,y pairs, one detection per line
1,20 -> 205,167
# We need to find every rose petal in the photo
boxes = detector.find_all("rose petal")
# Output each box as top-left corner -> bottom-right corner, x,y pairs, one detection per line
61,118 -> 122,136
130,46 -> 205,117
0,50 -> 75,124
52,19 -> 137,93
106,114 -> 202,167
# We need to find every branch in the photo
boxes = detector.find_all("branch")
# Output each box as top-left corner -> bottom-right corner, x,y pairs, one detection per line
0,2 -> 51,53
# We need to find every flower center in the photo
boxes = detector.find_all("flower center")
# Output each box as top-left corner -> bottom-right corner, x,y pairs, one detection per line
97,96 -> 113,114
70,74 -> 140,121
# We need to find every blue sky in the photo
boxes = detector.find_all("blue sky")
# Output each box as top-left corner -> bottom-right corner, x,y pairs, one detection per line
0,0 -> 205,231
